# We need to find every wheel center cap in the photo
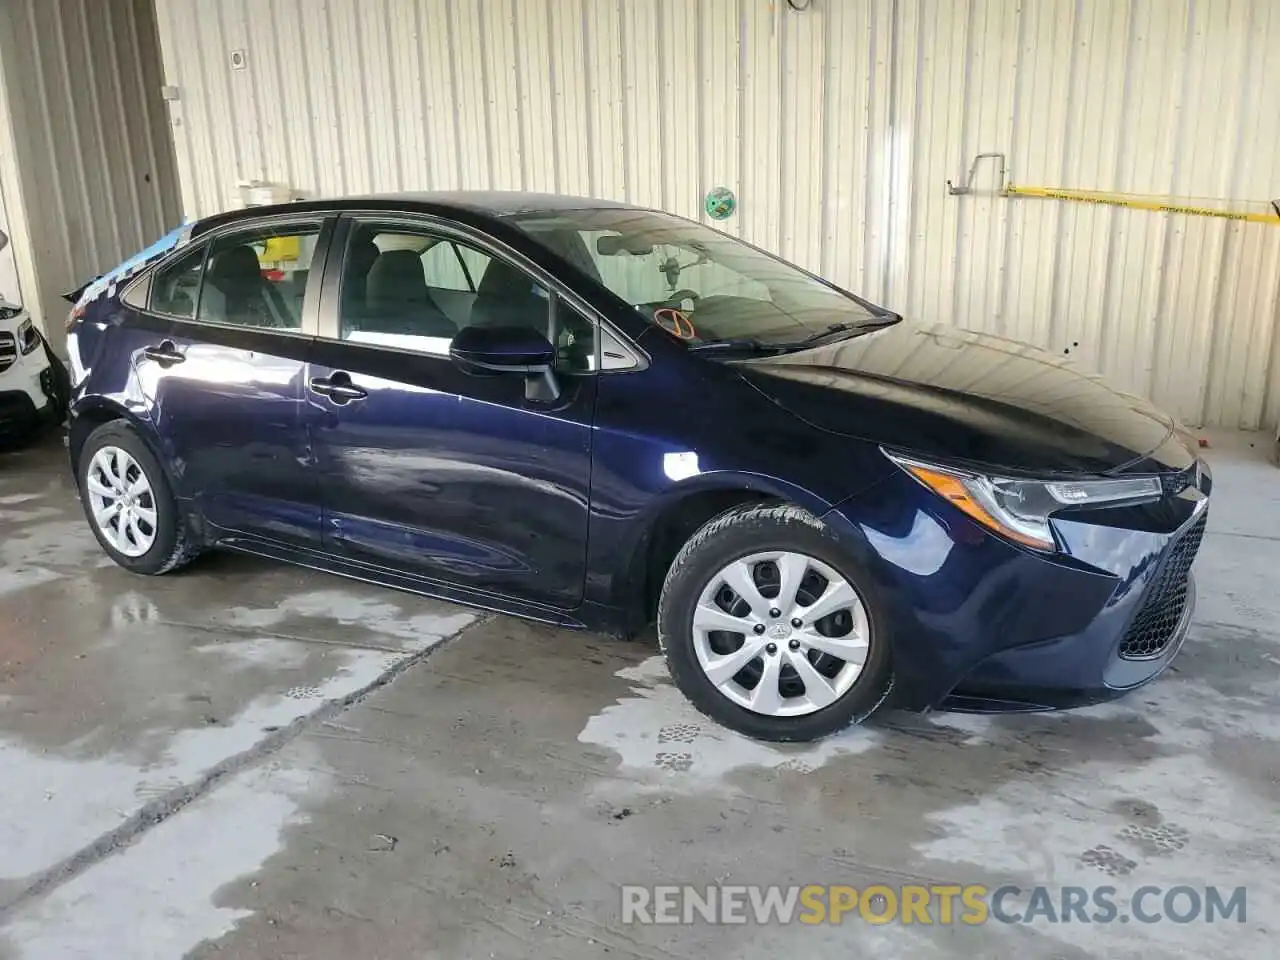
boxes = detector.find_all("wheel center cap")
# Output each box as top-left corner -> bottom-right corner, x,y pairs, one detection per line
766,623 -> 791,641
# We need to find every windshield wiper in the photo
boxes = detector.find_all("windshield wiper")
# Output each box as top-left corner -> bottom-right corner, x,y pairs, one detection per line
795,321 -> 861,345
759,316 -> 900,351
686,316 -> 902,356
685,338 -> 790,355
796,317 -> 899,345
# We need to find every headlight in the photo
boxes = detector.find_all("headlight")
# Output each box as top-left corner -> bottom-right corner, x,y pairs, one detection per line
16,318 -> 41,355
885,451 -> 1161,550
0,303 -> 21,321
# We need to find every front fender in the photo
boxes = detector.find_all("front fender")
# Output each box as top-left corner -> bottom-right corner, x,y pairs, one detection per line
592,468 -> 888,628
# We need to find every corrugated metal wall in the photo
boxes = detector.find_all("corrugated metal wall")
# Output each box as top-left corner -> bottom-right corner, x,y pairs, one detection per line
0,0 -> 182,348
0,178 -> 19,307
152,0 -> 1280,429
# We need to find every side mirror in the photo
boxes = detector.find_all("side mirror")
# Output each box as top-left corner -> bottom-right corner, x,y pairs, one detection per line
449,325 -> 560,401
0,229 -> 8,254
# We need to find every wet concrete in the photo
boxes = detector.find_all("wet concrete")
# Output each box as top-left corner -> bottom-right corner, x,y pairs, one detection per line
0,429 -> 1277,958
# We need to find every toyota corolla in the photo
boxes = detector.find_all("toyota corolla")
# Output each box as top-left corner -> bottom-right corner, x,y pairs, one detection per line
64,193 -> 1209,741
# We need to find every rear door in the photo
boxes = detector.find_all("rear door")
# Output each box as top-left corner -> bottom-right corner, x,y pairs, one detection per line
137,214 -> 334,545
306,215 -> 598,613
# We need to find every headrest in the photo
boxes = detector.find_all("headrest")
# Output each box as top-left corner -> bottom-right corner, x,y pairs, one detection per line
207,245 -> 262,284
367,250 -> 428,303
476,258 -> 536,300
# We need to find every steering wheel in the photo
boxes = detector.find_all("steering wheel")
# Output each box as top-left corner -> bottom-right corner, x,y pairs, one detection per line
660,289 -> 701,308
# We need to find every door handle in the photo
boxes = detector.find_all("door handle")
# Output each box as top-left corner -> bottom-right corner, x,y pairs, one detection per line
309,373 -> 368,404
142,340 -> 185,365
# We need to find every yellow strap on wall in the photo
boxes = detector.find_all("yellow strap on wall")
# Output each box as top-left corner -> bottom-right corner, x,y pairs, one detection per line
261,235 -> 301,262
1006,184 -> 1280,225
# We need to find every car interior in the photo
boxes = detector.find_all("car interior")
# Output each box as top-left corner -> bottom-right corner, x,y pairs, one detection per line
341,227 -> 595,370
202,243 -> 301,329
145,223 -> 596,371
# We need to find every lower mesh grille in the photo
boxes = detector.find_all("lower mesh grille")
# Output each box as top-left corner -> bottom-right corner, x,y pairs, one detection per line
1117,512 -> 1207,660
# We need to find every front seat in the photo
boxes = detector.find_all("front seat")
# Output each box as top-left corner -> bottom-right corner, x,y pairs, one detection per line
344,237 -> 381,304
471,258 -> 548,333
339,237 -> 382,332
205,244 -> 291,327
365,250 -> 456,337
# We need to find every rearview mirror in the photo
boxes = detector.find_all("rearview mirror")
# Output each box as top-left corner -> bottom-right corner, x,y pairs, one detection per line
596,234 -> 653,257
449,325 -> 560,401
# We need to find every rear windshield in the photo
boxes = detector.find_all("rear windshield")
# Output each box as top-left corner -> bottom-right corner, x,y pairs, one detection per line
505,208 -> 881,345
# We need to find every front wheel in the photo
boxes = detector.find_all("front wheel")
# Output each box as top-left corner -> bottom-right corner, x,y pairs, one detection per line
657,503 -> 892,742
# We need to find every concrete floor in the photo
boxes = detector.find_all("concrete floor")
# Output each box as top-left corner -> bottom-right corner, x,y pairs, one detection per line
0,430 -> 1276,959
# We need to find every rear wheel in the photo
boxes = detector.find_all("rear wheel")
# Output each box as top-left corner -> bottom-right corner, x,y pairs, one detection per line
658,503 -> 892,741
77,421 -> 198,575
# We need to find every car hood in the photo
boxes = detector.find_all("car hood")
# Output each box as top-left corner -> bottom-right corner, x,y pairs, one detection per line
733,321 -> 1196,476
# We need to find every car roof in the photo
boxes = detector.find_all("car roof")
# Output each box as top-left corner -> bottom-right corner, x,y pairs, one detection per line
191,191 -> 635,236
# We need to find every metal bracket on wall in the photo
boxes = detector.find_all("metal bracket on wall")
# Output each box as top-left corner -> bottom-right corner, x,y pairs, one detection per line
946,153 -> 1008,196
949,151 -> 1280,224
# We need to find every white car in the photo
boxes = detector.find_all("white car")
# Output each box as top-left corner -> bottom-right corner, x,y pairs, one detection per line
0,297 -> 60,440
0,230 -> 63,442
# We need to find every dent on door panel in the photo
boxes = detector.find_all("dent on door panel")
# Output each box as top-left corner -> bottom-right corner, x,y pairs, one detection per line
155,325 -> 317,543
308,351 -> 595,610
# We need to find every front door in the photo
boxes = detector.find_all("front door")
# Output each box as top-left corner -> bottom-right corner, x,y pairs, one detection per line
306,217 -> 596,612
139,216 -> 331,546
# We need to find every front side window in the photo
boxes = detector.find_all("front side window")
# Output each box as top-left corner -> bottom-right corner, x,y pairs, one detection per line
195,224 -> 321,330
507,209 -> 886,347
418,239 -> 492,292
339,224 -> 575,361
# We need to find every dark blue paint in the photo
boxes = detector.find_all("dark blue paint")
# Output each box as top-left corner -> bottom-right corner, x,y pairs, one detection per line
66,192 -> 1211,715
449,325 -> 556,371
303,342 -> 595,611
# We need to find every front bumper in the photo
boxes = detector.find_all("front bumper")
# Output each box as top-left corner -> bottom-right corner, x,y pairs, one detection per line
824,464 -> 1210,713
943,538 -> 1201,713
0,338 -> 56,435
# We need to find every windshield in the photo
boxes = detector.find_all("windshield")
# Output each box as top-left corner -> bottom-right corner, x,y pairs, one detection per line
506,208 -> 887,345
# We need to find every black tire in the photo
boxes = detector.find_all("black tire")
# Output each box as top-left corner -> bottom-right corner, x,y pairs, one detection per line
77,421 -> 199,575
657,502 -> 893,742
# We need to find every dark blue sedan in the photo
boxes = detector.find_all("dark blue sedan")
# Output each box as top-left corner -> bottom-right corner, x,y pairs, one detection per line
63,193 -> 1210,741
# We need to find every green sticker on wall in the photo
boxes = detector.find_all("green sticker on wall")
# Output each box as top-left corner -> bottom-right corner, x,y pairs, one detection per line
705,187 -> 736,220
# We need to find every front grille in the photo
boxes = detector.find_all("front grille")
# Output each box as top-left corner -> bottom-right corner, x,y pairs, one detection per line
0,332 -> 15,374
1117,512 -> 1207,660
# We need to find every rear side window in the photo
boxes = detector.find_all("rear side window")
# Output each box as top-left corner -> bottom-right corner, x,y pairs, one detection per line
199,225 -> 321,330
150,246 -> 206,317
147,222 -> 322,328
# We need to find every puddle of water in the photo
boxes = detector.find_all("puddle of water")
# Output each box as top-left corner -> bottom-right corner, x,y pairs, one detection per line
224,589 -> 475,643
916,665 -> 1280,954
3,755 -> 326,960
0,521 -> 99,570
194,637 -> 315,671
0,494 -> 44,506
0,567 -> 60,597
917,748 -> 1276,954
0,643 -> 397,880
0,595 -> 474,882
579,656 -> 880,788
0,506 -> 61,525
